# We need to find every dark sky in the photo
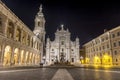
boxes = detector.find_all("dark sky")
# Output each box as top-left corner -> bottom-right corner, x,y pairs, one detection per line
2,0 -> 120,46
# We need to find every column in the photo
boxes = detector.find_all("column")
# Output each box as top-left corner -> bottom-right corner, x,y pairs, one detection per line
13,24 -> 17,41
0,44 -> 4,66
68,48 -> 70,62
10,47 -> 15,66
66,48 -> 68,61
4,18 -> 8,37
20,29 -> 23,43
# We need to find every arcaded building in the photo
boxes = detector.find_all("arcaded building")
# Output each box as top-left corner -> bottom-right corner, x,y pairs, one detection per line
46,25 -> 80,65
83,26 -> 120,66
0,1 -> 45,67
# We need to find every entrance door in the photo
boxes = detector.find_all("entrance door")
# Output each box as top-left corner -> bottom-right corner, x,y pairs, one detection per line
60,52 -> 64,62
72,58 -> 74,62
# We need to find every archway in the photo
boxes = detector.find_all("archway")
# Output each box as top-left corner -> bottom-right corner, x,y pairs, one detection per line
13,48 -> 19,65
3,45 -> 12,66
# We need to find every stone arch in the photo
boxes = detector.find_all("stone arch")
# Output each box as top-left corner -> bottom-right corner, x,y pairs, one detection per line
3,45 -> 12,66
13,48 -> 19,65
7,21 -> 14,38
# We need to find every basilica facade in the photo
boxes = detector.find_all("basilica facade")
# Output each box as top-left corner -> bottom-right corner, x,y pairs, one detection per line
0,1 -> 45,67
46,25 -> 80,65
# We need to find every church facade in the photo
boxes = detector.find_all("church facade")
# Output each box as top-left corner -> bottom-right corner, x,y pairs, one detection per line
46,25 -> 80,65
0,1 -> 45,67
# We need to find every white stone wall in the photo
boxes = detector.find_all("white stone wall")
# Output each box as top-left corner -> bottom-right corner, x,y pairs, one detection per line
0,1 -> 43,67
46,25 -> 80,64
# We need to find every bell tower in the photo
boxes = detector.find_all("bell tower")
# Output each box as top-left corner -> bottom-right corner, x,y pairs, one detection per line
33,4 -> 46,62
34,5 -> 45,38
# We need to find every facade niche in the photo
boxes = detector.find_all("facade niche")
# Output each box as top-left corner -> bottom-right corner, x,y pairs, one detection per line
7,22 -> 14,38
22,31 -> 26,44
16,28 -> 21,42
27,35 -> 30,46
31,38 -> 33,48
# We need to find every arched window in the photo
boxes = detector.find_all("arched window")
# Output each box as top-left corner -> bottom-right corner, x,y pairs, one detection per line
38,22 -> 40,26
61,41 -> 64,45
22,31 -> 26,44
7,22 -> 14,38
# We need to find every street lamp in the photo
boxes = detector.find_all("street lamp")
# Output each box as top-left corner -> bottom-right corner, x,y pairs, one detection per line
93,56 -> 100,66
102,54 -> 112,66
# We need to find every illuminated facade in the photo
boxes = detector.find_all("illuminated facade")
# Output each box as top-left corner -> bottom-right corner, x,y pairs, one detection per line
0,1 -> 45,67
83,26 -> 120,66
46,25 -> 80,65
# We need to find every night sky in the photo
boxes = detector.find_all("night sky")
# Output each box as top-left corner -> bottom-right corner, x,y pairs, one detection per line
2,0 -> 120,46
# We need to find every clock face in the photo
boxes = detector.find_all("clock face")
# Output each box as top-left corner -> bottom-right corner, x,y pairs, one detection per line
36,32 -> 40,38
36,33 -> 39,36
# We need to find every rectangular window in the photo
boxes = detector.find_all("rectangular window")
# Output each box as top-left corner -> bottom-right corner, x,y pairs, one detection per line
103,46 -> 104,50
106,37 -> 108,40
99,47 -> 101,51
62,49 -> 64,51
107,44 -> 109,48
113,42 -> 116,47
102,38 -> 104,42
0,21 -> 2,26
112,34 -> 115,38
114,50 -> 117,55
116,59 -> 118,62
118,41 -> 120,46
117,32 -> 120,36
